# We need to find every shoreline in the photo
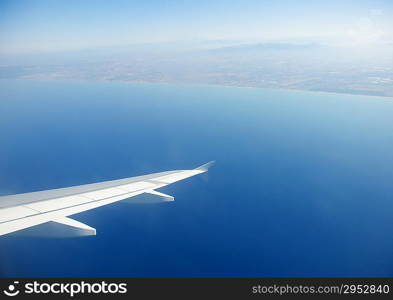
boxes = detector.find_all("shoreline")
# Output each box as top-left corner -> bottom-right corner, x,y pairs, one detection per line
4,77 -> 393,100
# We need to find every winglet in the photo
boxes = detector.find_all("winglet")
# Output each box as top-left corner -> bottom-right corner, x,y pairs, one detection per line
195,161 -> 215,172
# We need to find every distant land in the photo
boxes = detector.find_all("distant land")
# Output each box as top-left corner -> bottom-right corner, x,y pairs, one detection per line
1,41 -> 392,97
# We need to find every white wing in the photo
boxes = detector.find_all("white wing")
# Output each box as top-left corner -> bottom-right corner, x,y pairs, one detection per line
0,161 -> 214,237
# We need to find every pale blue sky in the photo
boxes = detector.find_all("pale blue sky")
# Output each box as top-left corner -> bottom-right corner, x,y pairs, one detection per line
0,0 -> 392,53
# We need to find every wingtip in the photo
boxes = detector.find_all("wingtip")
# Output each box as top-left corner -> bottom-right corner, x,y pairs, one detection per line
195,161 -> 215,172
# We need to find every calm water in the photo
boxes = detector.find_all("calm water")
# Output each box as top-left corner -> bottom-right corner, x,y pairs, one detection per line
1,80 -> 393,277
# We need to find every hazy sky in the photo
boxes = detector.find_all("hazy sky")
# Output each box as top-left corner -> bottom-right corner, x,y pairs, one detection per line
0,0 -> 392,53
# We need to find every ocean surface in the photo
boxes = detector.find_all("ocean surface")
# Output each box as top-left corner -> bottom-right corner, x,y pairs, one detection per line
0,79 -> 393,277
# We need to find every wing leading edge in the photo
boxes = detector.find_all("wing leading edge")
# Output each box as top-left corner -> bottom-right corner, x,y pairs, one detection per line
0,161 -> 214,237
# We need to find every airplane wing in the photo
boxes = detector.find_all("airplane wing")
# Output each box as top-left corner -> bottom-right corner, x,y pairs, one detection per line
0,161 -> 214,237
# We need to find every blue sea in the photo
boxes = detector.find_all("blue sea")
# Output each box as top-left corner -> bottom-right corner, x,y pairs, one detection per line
1,80 -> 393,277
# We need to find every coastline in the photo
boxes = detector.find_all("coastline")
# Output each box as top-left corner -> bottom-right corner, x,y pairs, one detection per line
3,77 -> 393,100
